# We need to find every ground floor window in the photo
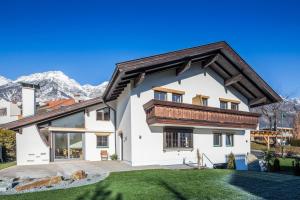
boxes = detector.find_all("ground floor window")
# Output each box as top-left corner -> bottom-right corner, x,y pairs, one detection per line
164,128 -> 193,149
97,135 -> 109,147
213,133 -> 222,147
226,134 -> 234,146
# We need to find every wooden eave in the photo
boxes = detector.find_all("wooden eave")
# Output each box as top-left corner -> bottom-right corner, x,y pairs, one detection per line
102,41 -> 282,106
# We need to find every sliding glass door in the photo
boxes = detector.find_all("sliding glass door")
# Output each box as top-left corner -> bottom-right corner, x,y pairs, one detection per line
53,132 -> 83,160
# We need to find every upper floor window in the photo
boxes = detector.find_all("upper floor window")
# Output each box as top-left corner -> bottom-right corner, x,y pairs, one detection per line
154,91 -> 167,101
96,135 -> 109,147
231,103 -> 239,111
0,108 -> 7,116
172,93 -> 182,103
96,107 -> 110,121
51,112 -> 85,128
201,97 -> 208,106
220,101 -> 228,109
164,128 -> 193,149
226,134 -> 234,146
213,133 -> 222,147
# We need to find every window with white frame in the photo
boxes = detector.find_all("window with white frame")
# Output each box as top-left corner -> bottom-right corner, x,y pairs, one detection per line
0,108 -> 7,116
154,91 -> 167,101
172,93 -> 182,103
96,136 -> 109,147
96,108 -> 110,121
201,97 -> 208,106
213,133 -> 222,147
226,134 -> 234,146
231,103 -> 239,111
220,101 -> 228,109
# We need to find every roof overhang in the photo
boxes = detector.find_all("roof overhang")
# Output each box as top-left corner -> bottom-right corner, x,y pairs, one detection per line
0,97 -> 103,131
103,41 -> 282,106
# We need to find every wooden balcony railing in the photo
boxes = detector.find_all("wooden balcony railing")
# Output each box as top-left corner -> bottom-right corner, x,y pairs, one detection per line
143,100 -> 260,129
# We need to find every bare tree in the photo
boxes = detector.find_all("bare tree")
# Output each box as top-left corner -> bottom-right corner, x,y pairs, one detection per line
294,112 -> 300,139
259,97 -> 289,131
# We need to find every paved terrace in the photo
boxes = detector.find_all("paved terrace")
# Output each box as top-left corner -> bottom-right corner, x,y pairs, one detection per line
0,161 -> 193,179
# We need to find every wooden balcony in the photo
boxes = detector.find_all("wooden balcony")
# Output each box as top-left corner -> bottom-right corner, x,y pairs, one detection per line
143,100 -> 260,129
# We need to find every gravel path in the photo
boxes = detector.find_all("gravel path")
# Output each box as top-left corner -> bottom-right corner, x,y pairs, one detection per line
0,173 -> 109,195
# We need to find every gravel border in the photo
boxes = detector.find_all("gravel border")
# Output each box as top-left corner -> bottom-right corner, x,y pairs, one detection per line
0,173 -> 109,195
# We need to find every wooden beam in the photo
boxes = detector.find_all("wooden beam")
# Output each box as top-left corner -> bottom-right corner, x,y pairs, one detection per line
249,97 -> 267,106
202,54 -> 219,69
225,73 -> 244,86
176,59 -> 192,76
134,72 -> 146,87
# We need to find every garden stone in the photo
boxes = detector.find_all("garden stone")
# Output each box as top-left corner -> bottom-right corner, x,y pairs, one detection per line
15,176 -> 62,191
71,170 -> 87,180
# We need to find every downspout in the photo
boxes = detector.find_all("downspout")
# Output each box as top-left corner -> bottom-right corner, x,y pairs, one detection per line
103,100 -> 117,156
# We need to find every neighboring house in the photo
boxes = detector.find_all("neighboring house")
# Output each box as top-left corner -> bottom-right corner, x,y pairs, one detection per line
0,99 -> 21,124
38,98 -> 76,113
1,41 -> 281,166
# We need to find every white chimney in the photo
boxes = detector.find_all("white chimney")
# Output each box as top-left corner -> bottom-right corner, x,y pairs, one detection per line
74,94 -> 81,103
21,83 -> 40,117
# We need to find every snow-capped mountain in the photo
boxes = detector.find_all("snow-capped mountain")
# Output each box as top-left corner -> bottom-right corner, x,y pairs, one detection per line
0,76 -> 11,86
0,71 -> 108,102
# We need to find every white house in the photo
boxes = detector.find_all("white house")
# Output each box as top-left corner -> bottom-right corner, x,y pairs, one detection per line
1,42 -> 281,167
0,99 -> 21,125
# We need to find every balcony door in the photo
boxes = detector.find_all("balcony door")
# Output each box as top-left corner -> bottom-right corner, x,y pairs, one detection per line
53,132 -> 83,160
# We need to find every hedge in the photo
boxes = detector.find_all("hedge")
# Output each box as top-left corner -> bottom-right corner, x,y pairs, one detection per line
291,139 -> 300,147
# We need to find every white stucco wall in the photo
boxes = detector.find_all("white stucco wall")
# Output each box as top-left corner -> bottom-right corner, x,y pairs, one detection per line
16,125 -> 50,165
116,85 -> 132,163
84,104 -> 115,161
84,132 -> 115,161
0,100 -> 20,124
22,87 -> 36,117
126,63 -> 252,166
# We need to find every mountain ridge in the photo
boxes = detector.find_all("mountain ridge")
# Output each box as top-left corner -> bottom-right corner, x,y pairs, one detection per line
0,71 -> 108,102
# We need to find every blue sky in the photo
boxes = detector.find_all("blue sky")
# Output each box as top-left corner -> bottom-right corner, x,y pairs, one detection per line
0,0 -> 300,97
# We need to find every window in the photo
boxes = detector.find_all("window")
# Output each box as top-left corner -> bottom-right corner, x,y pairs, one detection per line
97,136 -> 109,147
213,133 -> 222,147
201,98 -> 208,106
96,108 -> 110,121
172,93 -> 182,103
51,112 -> 85,128
220,101 -> 228,109
154,91 -> 167,101
226,134 -> 234,146
231,103 -> 239,111
164,128 -> 193,149
0,108 -> 7,116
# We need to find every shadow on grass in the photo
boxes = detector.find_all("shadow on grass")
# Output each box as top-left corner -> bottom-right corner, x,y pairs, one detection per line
229,171 -> 300,200
159,180 -> 187,200
76,183 -> 122,200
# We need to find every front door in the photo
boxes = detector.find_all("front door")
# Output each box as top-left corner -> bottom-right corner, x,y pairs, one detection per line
53,132 -> 83,160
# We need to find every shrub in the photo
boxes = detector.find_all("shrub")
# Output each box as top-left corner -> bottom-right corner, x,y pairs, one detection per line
227,153 -> 236,169
110,154 -> 118,160
0,129 -> 16,161
264,151 -> 274,172
273,158 -> 280,172
291,139 -> 300,147
294,159 -> 300,176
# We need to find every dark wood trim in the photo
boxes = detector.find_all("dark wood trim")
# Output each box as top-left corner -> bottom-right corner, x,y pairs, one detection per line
143,99 -> 260,117
144,99 -> 260,130
202,54 -> 219,69
225,73 -> 244,86
176,58 -> 192,76
148,117 -> 258,130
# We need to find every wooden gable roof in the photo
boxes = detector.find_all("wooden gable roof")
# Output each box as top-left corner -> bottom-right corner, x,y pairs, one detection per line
103,41 -> 282,107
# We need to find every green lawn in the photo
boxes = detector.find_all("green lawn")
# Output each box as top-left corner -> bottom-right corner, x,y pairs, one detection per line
0,162 -> 16,170
2,169 -> 300,200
